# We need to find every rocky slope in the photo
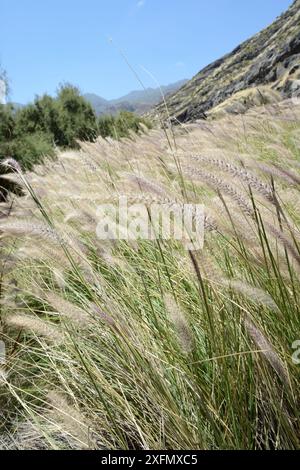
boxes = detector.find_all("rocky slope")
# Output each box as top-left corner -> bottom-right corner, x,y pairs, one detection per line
151,0 -> 300,122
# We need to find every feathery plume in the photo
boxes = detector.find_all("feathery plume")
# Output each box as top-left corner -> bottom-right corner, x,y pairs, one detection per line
267,223 -> 300,268
190,155 -> 274,202
51,268 -> 67,289
244,316 -> 289,386
225,280 -> 280,311
256,162 -> 300,186
124,173 -> 169,198
90,303 -> 116,327
48,391 -> 91,449
183,166 -> 254,218
272,163 -> 300,186
6,314 -> 63,344
164,294 -> 194,354
43,292 -> 90,326
0,219 -> 63,245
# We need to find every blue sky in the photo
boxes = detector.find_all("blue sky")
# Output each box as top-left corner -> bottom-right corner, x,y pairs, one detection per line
0,0 -> 293,103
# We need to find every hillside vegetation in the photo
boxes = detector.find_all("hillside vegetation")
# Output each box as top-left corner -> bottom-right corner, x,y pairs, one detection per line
0,86 -> 151,200
151,0 -> 300,122
0,99 -> 300,449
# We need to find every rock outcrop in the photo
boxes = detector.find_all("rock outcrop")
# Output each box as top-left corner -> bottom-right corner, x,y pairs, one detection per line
150,0 -> 300,122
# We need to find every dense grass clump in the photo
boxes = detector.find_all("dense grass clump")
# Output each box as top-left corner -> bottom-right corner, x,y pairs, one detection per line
0,100 -> 300,449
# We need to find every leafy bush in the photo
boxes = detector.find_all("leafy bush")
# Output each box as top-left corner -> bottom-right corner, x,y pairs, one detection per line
0,85 -> 98,171
4,132 -> 55,169
98,111 -> 152,139
0,103 -> 55,170
15,96 -> 61,142
56,85 -> 98,147
0,87 -> 151,178
97,114 -> 116,139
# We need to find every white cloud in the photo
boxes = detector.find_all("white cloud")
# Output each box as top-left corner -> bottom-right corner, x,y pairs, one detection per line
176,61 -> 185,68
137,0 -> 145,7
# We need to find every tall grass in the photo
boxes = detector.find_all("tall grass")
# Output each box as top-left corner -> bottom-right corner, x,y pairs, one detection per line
0,99 -> 300,449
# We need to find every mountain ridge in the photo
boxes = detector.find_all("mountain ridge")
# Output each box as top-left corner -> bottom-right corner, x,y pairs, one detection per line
83,79 -> 188,116
7,80 -> 188,117
150,0 -> 300,122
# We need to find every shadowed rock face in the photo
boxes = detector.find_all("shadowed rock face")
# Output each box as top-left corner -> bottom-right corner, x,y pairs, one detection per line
151,0 -> 300,123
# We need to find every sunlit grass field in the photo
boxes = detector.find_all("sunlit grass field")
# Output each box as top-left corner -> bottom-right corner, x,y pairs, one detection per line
0,99 -> 300,449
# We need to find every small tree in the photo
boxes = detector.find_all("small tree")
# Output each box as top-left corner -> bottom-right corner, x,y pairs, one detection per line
15,102 -> 42,135
56,84 -> 98,147
33,94 -> 63,143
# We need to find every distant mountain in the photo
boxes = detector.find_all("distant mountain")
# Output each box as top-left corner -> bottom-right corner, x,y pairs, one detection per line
150,0 -> 300,122
6,80 -> 188,117
83,79 -> 188,116
111,80 -> 188,105
83,94 -> 110,116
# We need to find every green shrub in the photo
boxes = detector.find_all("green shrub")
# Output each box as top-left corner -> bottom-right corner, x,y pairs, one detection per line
97,114 -> 116,138
56,84 -> 98,147
0,86 -> 98,171
1,132 -> 55,170
15,95 -> 62,143
98,111 -> 152,139
14,86 -> 98,149
0,87 -> 152,180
